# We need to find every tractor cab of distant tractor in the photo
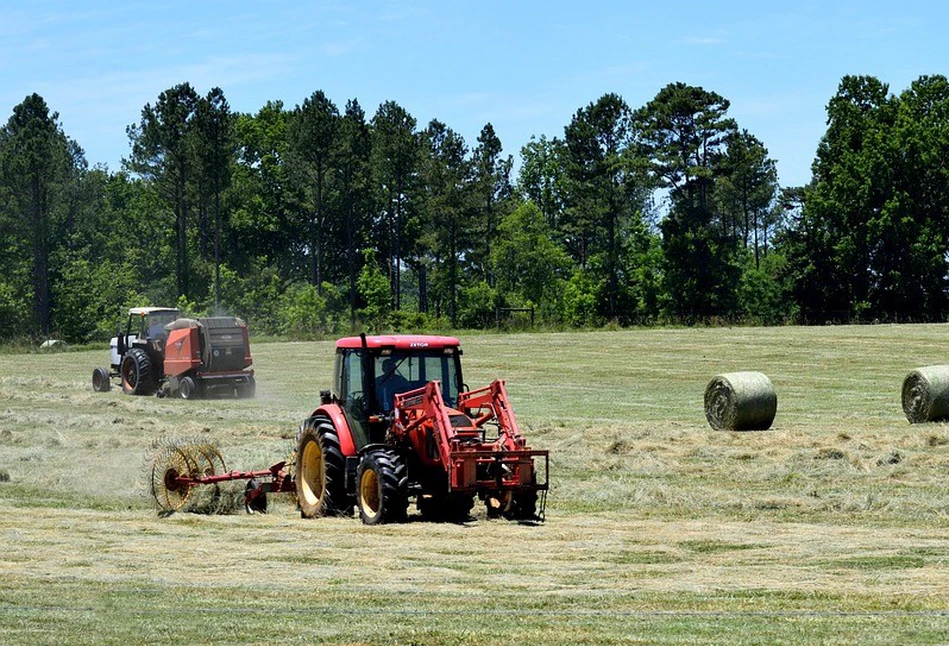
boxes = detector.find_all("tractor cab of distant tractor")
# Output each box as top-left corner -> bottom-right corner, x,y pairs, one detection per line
115,307 -> 181,358
99,307 -> 180,396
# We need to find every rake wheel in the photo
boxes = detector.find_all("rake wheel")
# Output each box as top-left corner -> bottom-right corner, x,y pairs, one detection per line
149,443 -> 200,513
193,444 -> 227,476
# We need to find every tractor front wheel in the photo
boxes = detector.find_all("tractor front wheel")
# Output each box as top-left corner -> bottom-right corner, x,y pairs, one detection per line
92,367 -> 111,392
357,449 -> 408,525
296,417 -> 349,518
121,348 -> 157,396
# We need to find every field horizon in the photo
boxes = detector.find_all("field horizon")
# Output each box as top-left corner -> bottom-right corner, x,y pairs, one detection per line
2,324 -> 949,644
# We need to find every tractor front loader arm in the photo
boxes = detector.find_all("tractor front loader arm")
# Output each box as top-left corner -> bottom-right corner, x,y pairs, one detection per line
393,380 -> 459,468
458,379 -> 525,447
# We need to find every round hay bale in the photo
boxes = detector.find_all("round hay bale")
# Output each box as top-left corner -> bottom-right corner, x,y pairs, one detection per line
902,365 -> 949,423
704,371 -> 777,431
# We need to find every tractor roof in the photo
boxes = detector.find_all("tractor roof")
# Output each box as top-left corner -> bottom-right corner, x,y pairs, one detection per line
129,307 -> 180,316
335,335 -> 461,351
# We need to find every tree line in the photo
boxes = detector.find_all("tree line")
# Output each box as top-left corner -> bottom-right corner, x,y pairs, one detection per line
1,74 -> 948,343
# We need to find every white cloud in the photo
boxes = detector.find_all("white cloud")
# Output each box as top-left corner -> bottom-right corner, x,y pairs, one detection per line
677,36 -> 727,45
323,39 -> 366,58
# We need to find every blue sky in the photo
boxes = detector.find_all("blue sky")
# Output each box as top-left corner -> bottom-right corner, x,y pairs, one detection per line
2,1 -> 945,188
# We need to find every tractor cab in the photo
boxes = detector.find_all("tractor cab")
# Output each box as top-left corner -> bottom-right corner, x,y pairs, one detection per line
112,307 -> 180,369
332,335 -> 463,449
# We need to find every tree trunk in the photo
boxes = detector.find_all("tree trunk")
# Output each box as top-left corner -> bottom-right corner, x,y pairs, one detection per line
449,221 -> 457,325
753,207 -> 760,269
30,173 -> 50,335
176,173 -> 189,298
418,264 -> 428,314
214,189 -> 221,311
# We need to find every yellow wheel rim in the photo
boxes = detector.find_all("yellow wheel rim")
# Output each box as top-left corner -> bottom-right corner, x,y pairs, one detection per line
360,468 -> 381,518
150,446 -> 195,512
300,439 -> 325,507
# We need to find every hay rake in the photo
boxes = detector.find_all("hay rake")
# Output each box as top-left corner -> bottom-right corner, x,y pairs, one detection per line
146,437 -> 293,514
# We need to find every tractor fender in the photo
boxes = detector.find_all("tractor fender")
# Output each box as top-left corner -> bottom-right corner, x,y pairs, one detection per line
308,404 -> 357,456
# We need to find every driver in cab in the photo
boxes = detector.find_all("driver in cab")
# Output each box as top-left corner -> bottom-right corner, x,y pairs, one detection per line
376,357 -> 411,412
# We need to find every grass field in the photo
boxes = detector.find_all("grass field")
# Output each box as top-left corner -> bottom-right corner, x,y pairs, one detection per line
1,325 -> 949,645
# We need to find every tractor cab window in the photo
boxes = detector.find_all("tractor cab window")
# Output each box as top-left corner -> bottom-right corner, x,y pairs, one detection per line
147,311 -> 179,339
130,314 -> 148,338
374,350 -> 461,412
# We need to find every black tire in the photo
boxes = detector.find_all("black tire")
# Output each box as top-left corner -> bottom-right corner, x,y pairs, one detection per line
418,491 -> 475,522
483,492 -> 510,519
121,348 -> 157,396
237,376 -> 256,399
296,417 -> 350,518
178,376 -> 200,400
504,489 -> 538,521
92,367 -> 111,392
244,477 -> 268,513
357,448 -> 408,525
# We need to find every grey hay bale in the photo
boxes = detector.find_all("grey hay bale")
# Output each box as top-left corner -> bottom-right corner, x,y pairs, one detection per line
902,365 -> 949,423
704,371 -> 777,431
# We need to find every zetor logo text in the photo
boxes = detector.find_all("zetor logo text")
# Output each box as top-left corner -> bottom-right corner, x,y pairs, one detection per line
409,342 -> 429,348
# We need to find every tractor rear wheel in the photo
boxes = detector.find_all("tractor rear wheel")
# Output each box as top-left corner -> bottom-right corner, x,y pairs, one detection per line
356,449 -> 408,525
92,367 -> 111,392
121,348 -> 157,395
296,417 -> 349,517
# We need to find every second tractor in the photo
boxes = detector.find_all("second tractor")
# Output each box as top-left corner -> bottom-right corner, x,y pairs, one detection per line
93,307 -> 255,399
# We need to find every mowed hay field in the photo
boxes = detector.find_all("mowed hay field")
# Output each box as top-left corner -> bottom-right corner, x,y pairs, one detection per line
2,325 -> 949,645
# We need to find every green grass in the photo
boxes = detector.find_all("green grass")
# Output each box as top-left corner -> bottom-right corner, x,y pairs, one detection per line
2,325 -> 949,644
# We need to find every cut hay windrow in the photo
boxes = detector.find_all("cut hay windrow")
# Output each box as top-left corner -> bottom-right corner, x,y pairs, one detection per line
704,371 -> 777,431
901,365 -> 949,423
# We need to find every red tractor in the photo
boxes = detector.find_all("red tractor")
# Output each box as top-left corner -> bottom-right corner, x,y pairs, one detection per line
93,307 -> 255,399
149,334 -> 548,524
294,334 -> 548,523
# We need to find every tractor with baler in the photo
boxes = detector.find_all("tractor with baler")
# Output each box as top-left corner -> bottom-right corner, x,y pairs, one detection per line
147,334 -> 549,524
93,307 -> 255,399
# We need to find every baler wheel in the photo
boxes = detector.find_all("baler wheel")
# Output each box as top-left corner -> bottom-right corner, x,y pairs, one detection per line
237,376 -> 256,399
178,376 -> 200,400
149,444 -> 199,513
356,449 -> 408,525
296,417 -> 349,518
121,348 -> 157,396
